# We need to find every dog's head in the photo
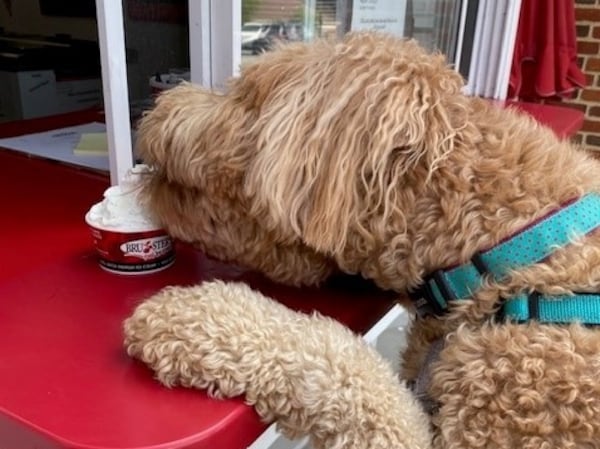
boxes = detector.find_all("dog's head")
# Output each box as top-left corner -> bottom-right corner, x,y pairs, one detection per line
239,33 -> 469,260
134,67 -> 337,287
135,32 -> 474,290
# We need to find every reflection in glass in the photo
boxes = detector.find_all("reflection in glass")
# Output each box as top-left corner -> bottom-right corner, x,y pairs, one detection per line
122,0 -> 190,123
241,0 -> 464,67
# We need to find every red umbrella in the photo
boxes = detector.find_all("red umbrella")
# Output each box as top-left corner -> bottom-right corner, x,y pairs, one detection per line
508,0 -> 587,100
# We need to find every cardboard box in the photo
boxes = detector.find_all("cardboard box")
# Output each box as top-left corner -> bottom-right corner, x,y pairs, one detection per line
0,70 -> 59,122
0,70 -> 102,122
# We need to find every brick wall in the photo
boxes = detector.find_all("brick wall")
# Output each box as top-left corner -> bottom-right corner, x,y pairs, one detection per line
555,0 -> 600,149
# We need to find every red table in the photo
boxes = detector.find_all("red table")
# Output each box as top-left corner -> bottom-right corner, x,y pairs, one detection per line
506,100 -> 584,140
0,100 -> 584,449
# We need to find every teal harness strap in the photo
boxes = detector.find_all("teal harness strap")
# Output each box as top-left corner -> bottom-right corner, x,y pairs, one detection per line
410,193 -> 600,324
503,293 -> 600,324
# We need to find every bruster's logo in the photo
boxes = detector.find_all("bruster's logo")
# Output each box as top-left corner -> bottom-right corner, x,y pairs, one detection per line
120,236 -> 172,260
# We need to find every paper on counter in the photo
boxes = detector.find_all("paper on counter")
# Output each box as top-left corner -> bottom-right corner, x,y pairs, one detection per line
0,122 -> 109,171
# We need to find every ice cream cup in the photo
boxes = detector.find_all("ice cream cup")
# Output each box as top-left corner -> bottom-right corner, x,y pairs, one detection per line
85,213 -> 175,275
85,164 -> 176,275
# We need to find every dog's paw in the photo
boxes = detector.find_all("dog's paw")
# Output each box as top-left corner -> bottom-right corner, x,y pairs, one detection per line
123,281 -> 265,398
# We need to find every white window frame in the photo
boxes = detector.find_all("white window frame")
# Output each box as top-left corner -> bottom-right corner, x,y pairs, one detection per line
95,0 -> 241,185
95,0 -> 133,185
190,0 -> 242,91
464,0 -> 522,99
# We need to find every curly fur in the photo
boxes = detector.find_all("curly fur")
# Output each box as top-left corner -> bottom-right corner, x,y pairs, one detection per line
124,281 -> 432,449
430,322 -> 600,449
241,36 -> 468,263
129,32 -> 600,449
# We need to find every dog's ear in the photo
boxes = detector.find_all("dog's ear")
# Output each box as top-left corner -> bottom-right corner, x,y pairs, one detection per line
135,83 -> 253,192
244,33 -> 469,255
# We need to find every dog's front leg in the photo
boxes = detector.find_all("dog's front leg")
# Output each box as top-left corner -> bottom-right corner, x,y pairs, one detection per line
123,281 -> 432,449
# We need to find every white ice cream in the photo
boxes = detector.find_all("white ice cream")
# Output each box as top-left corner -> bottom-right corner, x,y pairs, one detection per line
86,164 -> 159,231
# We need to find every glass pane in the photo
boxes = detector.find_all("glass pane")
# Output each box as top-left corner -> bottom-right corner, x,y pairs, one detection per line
241,0 -> 464,68
0,0 -> 101,123
123,0 -> 190,125
0,0 -> 190,173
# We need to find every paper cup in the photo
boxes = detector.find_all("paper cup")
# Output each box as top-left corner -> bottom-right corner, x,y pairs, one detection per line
85,214 -> 175,275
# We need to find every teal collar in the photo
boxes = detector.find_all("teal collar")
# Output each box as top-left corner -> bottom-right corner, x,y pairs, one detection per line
409,193 -> 600,324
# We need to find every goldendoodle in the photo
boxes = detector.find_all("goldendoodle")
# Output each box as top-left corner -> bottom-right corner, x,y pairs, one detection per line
125,32 -> 600,449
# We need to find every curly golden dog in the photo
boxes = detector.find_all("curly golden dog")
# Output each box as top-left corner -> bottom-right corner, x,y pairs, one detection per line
126,32 -> 600,449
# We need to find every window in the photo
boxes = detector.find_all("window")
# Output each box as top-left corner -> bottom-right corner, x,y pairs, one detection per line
236,0 -> 521,98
